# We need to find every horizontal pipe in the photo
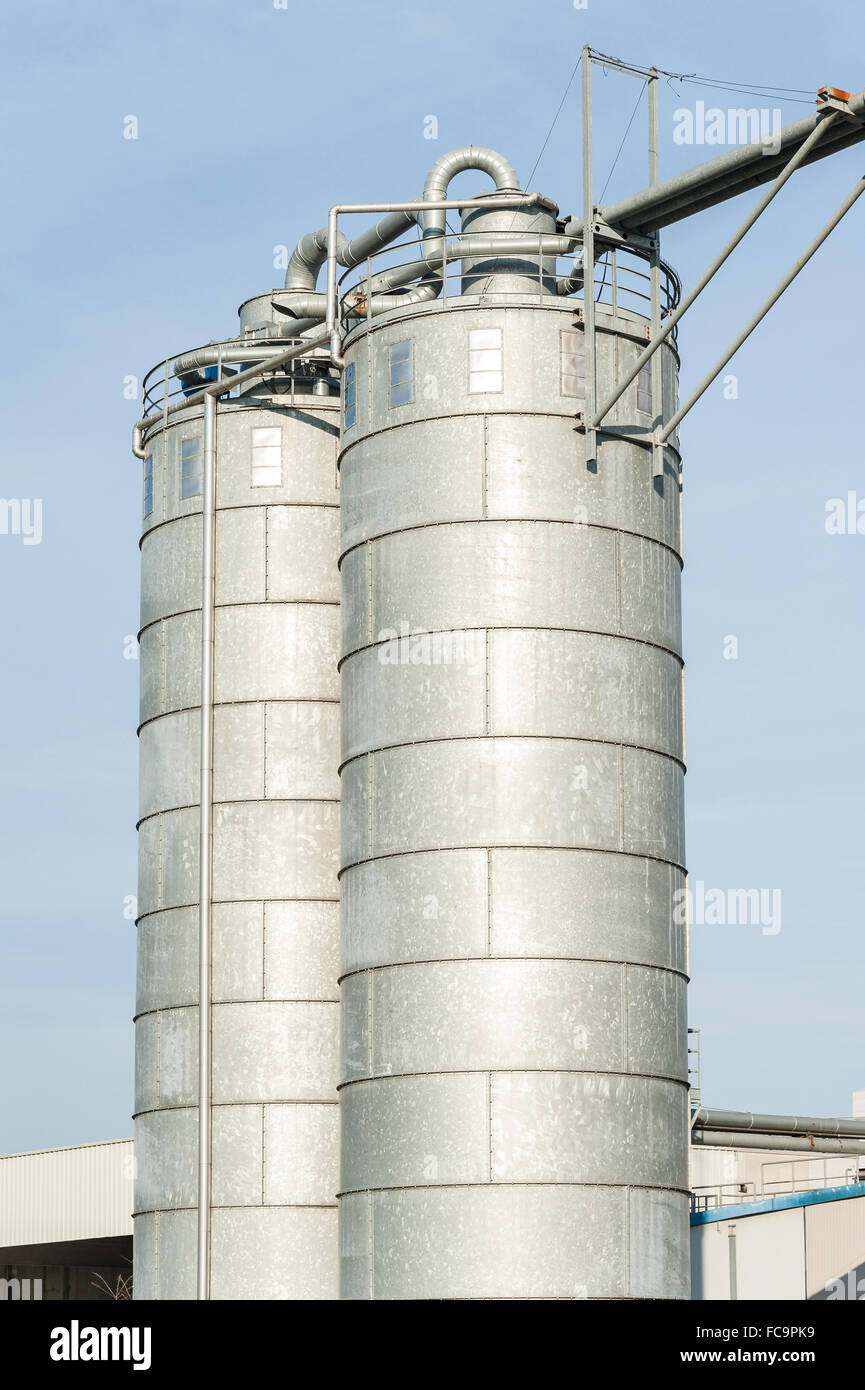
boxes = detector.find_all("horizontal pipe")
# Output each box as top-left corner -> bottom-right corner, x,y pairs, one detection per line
340,210 -> 418,270
599,90 -> 865,233
693,1107 -> 865,1139
606,122 -> 862,231
172,340 -> 309,381
610,123 -> 865,232
360,233 -> 577,295
591,112 -> 837,428
692,1130 -> 865,1155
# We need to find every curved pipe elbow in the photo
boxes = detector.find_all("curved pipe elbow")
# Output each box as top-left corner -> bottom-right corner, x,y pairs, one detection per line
423,146 -> 521,207
284,227 -> 348,291
421,146 -> 522,266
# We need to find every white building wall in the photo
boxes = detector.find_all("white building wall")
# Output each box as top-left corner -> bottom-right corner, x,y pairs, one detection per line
0,1141 -> 133,1247
692,1192 -> 865,1301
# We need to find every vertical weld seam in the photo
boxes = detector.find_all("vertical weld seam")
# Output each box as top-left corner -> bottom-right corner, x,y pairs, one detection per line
615,529 -> 622,635
622,963 -> 629,1075
155,1008 -> 162,1109
367,1188 -> 374,1300
618,744 -> 625,852
625,1185 -> 631,1297
482,414 -> 488,519
367,753 -> 373,861
261,1105 -> 266,1206
366,539 -> 373,645
366,969 -> 374,1078
487,1071 -> 493,1183
159,618 -> 166,715
154,1209 -> 159,1298
262,702 -> 268,800
261,901 -> 267,1001
157,813 -> 164,912
486,849 -> 492,956
484,629 -> 491,736
265,506 -> 271,602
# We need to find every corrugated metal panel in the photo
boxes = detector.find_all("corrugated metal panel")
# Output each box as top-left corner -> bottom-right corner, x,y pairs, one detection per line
0,1141 -> 133,1247
805,1195 -> 865,1298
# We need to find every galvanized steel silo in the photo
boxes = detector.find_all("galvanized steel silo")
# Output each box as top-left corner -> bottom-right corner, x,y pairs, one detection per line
337,149 -> 690,1300
133,297 -> 341,1300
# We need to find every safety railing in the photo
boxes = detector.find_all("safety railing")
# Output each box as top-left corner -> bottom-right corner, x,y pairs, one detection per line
140,337 -> 334,422
139,232 -> 681,423
691,1157 -> 865,1212
760,1156 -> 864,1196
334,229 -> 681,338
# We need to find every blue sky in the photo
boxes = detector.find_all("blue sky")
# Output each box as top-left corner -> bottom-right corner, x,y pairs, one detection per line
0,0 -> 862,1150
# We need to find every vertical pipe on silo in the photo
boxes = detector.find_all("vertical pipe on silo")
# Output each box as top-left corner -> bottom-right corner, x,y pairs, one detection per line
196,390 -> 216,1300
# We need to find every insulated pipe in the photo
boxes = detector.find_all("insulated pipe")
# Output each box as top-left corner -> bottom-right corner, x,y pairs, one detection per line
173,340 -> 318,388
340,210 -> 419,270
361,233 -> 577,296
285,212 -> 418,292
693,1108 -> 865,1139
365,274 -> 442,314
595,90 -> 865,234
285,227 -> 349,291
420,147 -> 521,266
590,111 -> 838,429
691,1131 -> 865,1155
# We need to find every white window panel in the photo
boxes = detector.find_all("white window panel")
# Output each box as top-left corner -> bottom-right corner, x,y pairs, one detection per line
143,455 -> 153,518
637,362 -> 652,415
252,426 -> 282,487
180,436 -> 203,499
469,327 -> 502,393
389,341 -> 414,407
560,329 -> 586,398
344,361 -> 357,428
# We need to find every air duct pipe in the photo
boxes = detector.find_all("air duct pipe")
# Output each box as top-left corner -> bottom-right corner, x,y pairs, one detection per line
573,90 -> 865,235
693,1108 -> 865,1139
419,146 -> 520,261
172,340 -> 315,388
284,212 -> 418,292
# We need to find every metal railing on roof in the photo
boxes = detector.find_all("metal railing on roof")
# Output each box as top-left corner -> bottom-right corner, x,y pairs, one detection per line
334,230 -> 681,340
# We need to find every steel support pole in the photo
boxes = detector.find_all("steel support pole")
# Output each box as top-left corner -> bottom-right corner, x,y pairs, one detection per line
581,48 -> 597,465
659,174 -> 865,443
593,112 -> 839,431
326,206 -> 341,365
648,67 -> 663,477
197,389 -> 217,1301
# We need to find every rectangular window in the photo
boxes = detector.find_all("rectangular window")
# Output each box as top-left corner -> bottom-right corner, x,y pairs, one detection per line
251,426 -> 282,487
143,454 -> 153,518
344,361 -> 356,428
180,436 -> 203,498
560,329 -> 586,398
468,327 -> 502,393
389,340 -> 414,407
637,362 -> 652,415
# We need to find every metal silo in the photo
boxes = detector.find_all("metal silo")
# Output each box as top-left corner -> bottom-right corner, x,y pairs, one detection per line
337,147 -> 689,1299
132,294 -> 341,1300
